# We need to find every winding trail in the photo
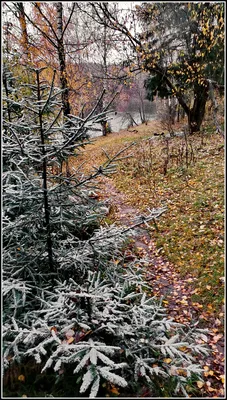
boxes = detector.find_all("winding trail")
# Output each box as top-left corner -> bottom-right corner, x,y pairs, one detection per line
97,175 -> 224,397
98,177 -> 201,323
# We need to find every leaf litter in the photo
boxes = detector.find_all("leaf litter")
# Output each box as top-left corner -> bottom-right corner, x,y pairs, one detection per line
96,175 -> 224,398
70,121 -> 224,397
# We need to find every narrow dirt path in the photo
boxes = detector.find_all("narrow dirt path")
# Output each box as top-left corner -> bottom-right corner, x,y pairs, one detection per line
97,175 -> 224,398
98,177 -> 201,323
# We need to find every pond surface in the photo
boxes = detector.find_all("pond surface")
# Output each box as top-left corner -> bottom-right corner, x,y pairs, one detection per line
89,111 -> 156,137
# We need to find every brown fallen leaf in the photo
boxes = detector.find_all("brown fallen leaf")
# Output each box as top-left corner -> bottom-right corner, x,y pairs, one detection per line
212,334 -> 223,343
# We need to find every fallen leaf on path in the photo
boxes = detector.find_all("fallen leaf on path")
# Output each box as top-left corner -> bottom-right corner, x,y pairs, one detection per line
212,334 -> 223,343
163,358 -> 172,364
197,381 -> 204,388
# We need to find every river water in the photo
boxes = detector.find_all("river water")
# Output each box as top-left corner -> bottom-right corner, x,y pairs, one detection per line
89,111 -> 156,137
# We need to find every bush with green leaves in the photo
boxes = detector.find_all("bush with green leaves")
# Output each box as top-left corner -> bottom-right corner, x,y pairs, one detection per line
3,65 -> 209,397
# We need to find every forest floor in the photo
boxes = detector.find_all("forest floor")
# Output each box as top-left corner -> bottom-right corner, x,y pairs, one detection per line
71,118 -> 225,397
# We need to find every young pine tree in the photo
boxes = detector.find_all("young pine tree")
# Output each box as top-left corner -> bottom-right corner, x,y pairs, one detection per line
3,66 -> 209,398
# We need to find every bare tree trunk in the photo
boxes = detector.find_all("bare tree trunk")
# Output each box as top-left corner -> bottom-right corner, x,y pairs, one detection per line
12,2 -> 73,119
36,69 -> 54,272
3,68 -> 12,123
17,2 -> 31,62
187,83 -> 209,134
4,21 -> 11,56
165,78 -> 209,134
101,3 -> 108,136
55,2 -> 71,179
158,73 -> 209,134
55,2 -> 71,117
138,89 -> 146,124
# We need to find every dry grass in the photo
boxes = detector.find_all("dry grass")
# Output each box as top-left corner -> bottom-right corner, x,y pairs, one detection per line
70,120 -> 224,315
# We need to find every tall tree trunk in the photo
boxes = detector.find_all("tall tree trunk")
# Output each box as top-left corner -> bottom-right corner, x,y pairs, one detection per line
55,2 -> 71,117
162,72 -> 209,134
101,3 -> 108,136
3,68 -> 12,123
56,2 -> 71,179
188,83 -> 209,134
17,2 -> 31,62
36,69 -> 54,273
4,21 -> 11,56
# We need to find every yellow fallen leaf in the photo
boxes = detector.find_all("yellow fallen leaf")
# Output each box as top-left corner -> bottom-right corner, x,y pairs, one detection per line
207,386 -> 216,392
206,285 -> 211,290
178,346 -> 188,352
220,375 -> 225,384
176,368 -> 187,377
110,386 -> 120,395
18,375 -> 25,382
179,299 -> 188,305
67,337 -> 74,344
197,381 -> 204,388
163,358 -> 172,364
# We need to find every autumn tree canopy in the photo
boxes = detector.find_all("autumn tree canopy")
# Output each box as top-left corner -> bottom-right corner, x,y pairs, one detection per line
88,2 -> 224,133
2,1 -> 224,133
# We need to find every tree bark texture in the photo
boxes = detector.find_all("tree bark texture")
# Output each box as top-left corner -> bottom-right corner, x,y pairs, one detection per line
17,2 -> 31,61
36,70 -> 54,272
163,73 -> 209,134
188,83 -> 209,134
56,2 -> 71,117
